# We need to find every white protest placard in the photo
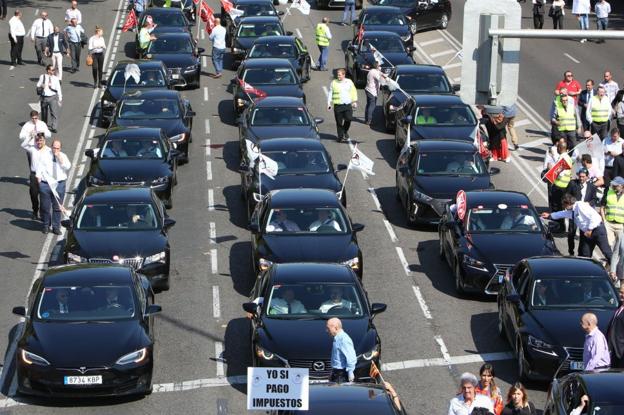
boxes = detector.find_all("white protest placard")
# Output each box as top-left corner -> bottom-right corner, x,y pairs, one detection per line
247,367 -> 309,411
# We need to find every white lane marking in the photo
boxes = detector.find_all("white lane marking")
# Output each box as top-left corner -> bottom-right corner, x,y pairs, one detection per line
208,189 -> 215,211
514,119 -> 531,127
442,62 -> 461,70
430,49 -> 456,58
200,30 -> 205,40
205,138 -> 211,156
564,53 -> 580,63
209,222 -> 216,244
77,163 -> 85,178
434,335 -> 452,364
215,342 -> 224,377
382,351 -> 514,371
112,45 -> 118,54
114,39 -> 119,47
204,87 -> 209,101
110,53 -> 116,62
520,136 -> 550,149
210,248 -> 218,274
202,55 -> 207,68
207,161 -> 213,181
296,28 -> 302,38
205,119 -> 211,135
412,286 -> 432,319
367,187 -> 382,211
419,38 -> 444,46
395,247 -> 411,276
88,129 -> 95,139
212,286 -> 221,319
383,219 -> 398,243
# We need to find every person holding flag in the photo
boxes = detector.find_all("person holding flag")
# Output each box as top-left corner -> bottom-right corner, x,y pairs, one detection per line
36,139 -> 71,235
315,17 -> 331,71
543,139 -> 573,228
364,61 -> 387,126
209,17 -> 226,77
328,68 -> 357,142
137,21 -> 157,58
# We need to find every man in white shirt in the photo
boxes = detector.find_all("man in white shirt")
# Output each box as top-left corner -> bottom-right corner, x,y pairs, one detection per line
37,139 -> 71,235
599,71 -> 619,104
31,11 -> 54,65
309,210 -> 341,232
37,65 -> 63,133
447,372 -> 494,415
319,287 -> 353,313
9,10 -> 26,68
19,110 -> 52,170
21,133 -> 51,220
209,18 -> 226,78
268,288 -> 307,314
64,1 -> 82,24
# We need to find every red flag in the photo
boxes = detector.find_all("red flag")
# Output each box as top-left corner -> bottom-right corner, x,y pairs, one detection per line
122,9 -> 138,32
192,0 -> 200,5
221,0 -> 235,13
543,157 -> 572,184
238,79 -> 267,100
356,24 -> 364,44
199,0 -> 212,22
205,6 -> 216,33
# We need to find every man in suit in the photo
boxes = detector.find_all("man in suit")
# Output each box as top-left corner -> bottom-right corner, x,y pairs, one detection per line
44,26 -> 69,81
607,284 -> 624,368
52,288 -> 70,314
566,168 -> 598,255
578,79 -> 595,131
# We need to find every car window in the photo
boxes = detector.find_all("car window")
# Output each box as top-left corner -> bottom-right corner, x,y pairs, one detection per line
265,283 -> 364,318
263,150 -> 330,174
377,0 -> 414,6
395,73 -> 452,94
466,205 -> 541,233
147,37 -> 193,53
413,105 -> 477,126
251,107 -> 309,126
110,68 -> 167,87
144,12 -> 187,27
118,98 -> 181,119
100,138 -> 165,159
76,202 -> 159,230
249,43 -> 296,58
364,12 -> 406,25
237,3 -> 276,16
416,151 -> 487,175
237,22 -> 283,37
361,37 -> 404,53
531,277 -> 618,309
243,68 -> 296,84
264,207 -> 348,234
36,285 -> 137,321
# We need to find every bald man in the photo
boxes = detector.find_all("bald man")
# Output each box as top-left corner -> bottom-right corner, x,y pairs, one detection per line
326,317 -> 357,383
581,312 -> 610,370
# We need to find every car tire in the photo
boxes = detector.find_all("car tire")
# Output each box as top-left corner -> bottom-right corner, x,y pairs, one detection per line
439,13 -> 449,30
405,197 -> 417,226
155,278 -> 170,293
409,21 -> 418,35
340,190 -> 347,207
165,193 -> 173,209
454,261 -> 466,294
438,238 -> 445,260
394,127 -> 402,151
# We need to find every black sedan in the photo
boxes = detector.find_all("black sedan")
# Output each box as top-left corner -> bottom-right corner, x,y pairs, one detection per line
352,7 -> 411,46
380,64 -> 456,132
396,140 -> 492,225
240,138 -> 347,216
63,186 -> 176,292
498,257 -> 618,381
439,191 -> 560,295
238,96 -> 322,146
13,264 -> 162,397
546,371 -> 624,414
369,0 -> 452,33
345,31 -> 414,87
231,58 -> 305,115
100,60 -> 173,128
145,32 -> 203,89
136,8 -> 191,56
243,263 -> 386,380
249,189 -> 364,277
317,0 -> 363,10
229,16 -> 287,68
85,127 -> 178,209
222,0 -> 281,42
110,89 -> 195,162
246,36 -> 311,82
393,94 -> 480,149
150,0 -> 196,22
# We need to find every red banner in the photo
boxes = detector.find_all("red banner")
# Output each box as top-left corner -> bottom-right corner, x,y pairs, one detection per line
456,190 -> 466,220
543,157 -> 572,184
356,24 -> 364,44
199,0 -> 211,22
121,9 -> 137,32
238,79 -> 267,99
220,0 -> 234,12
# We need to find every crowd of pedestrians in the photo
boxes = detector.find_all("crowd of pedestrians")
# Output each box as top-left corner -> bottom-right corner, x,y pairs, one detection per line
530,0 -> 611,35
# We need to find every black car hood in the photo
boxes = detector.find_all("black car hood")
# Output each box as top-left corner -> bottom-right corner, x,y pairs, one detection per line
526,309 -> 613,348
412,125 -> 477,141
467,232 -> 555,265
360,51 -> 412,66
91,159 -> 171,182
239,84 -> 304,99
362,25 -> 409,37
258,173 -> 341,194
247,125 -> 318,141
26,320 -> 146,367
67,230 -> 167,259
151,26 -> 188,35
257,318 -> 376,359
259,234 -> 358,263
114,118 -> 187,138
149,53 -> 197,68
235,38 -> 257,51
415,175 -> 490,200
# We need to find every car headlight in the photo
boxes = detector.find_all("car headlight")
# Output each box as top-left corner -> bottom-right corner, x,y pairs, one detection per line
362,64 -> 370,70
258,258 -> 273,272
255,346 -> 275,361
102,99 -> 114,107
342,256 -> 360,271
527,335 -> 554,350
232,47 -> 243,54
116,348 -> 148,365
361,345 -> 380,361
400,34 -> 411,42
184,65 -> 198,73
236,98 -> 247,108
151,176 -> 169,186
144,251 -> 166,265
21,349 -> 50,366
463,255 -> 488,271
388,104 -> 397,111
169,133 -> 187,142
67,252 -> 87,263
413,190 -> 433,203
252,192 -> 262,202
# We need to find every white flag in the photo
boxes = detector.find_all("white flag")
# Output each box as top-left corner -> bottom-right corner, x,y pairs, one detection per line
290,0 -> 311,15
124,63 -> 141,84
349,147 -> 375,176
259,154 -> 278,180
229,8 -> 245,20
245,139 -> 260,165
574,133 -> 605,175
383,77 -> 400,91
369,44 -> 391,67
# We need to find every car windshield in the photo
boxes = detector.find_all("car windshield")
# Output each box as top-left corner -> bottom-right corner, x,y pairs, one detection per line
109,68 -> 167,87
118,98 -> 181,119
396,73 -> 452,93
147,37 -> 193,53
265,207 -> 348,234
237,22 -> 283,38
249,43 -> 296,58
237,3 -> 276,16
36,285 -> 137,321
243,68 -> 296,84
144,12 -> 187,27
466,205 -> 542,233
99,138 -> 165,159
417,151 -> 487,175
76,202 -> 159,230
361,37 -> 404,53
531,277 -> 618,309
377,0 -> 413,6
265,283 -> 365,319
263,150 -> 330,174
413,105 -> 477,126
363,12 -> 406,25
251,107 -> 309,126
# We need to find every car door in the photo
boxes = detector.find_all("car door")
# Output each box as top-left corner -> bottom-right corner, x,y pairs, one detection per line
395,99 -> 415,147
396,146 -> 413,204
182,98 -> 194,129
250,197 -> 269,259
162,132 -> 177,174
509,268 -> 531,348
345,41 -> 356,75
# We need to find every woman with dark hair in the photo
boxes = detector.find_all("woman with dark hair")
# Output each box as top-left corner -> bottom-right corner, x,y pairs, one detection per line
476,364 -> 503,415
612,89 -> 624,133
501,383 -> 536,415
484,110 -> 510,162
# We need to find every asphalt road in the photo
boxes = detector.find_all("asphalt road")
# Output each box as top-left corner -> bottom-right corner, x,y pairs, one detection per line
0,0 -> 623,413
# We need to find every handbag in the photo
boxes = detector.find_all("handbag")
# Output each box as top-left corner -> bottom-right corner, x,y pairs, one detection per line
36,86 -> 44,96
549,5 -> 562,18
86,54 -> 93,66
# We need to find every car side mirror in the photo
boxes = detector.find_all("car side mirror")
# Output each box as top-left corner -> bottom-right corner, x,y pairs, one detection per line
313,117 -> 324,125
506,294 -> 521,304
452,83 -> 461,92
489,167 -> 500,175
163,217 -> 176,230
12,306 -> 25,317
336,163 -> 348,172
239,163 -> 252,174
406,45 -> 413,53
347,44 -> 356,52
61,219 -> 72,229
249,222 -> 259,233
243,302 -> 258,315
278,10 -> 285,15
352,223 -> 365,233
186,110 -> 196,117
85,149 -> 95,158
286,31 -> 293,36
542,219 -> 562,234
402,115 -> 413,125
145,304 -> 162,316
196,47 -> 205,55
370,303 -> 387,316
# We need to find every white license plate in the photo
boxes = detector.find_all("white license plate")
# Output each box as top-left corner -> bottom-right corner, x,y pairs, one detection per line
570,361 -> 584,370
172,74 -> 180,79
64,375 -> 102,385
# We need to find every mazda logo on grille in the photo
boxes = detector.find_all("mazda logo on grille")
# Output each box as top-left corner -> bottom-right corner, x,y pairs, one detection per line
78,366 -> 87,374
312,361 -> 325,371
124,176 -> 134,181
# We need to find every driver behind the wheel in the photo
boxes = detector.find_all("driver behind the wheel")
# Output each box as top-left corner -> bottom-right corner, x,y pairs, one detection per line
319,287 -> 353,313
500,209 -> 537,230
268,287 -> 306,314
104,287 -> 122,309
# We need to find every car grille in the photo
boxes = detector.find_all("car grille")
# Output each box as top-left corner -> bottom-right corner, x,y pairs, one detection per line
288,359 -> 332,379
560,347 -> 584,371
484,264 -> 513,295
109,181 -> 146,186
88,257 -> 144,269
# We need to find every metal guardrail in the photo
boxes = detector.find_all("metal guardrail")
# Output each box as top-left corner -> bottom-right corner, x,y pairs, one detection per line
489,29 -> 624,39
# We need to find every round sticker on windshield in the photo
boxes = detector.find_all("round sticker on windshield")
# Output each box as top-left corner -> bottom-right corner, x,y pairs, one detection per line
42,312 -> 50,318
498,204 -> 508,210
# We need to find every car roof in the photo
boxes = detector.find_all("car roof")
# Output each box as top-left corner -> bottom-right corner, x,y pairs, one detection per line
412,94 -> 466,105
121,89 -> 181,99
362,6 -> 402,13
525,256 -> 607,277
252,96 -> 305,107
141,7 -> 185,15
415,139 -> 478,152
301,383 -> 397,414
271,263 -> 356,284
394,64 -> 445,74
241,58 -> 295,68
105,127 -> 162,139
43,264 -> 134,286
268,188 -> 340,207
252,35 -> 296,44
239,15 -> 281,23
576,371 -> 624,404
114,60 -> 166,70
261,138 -> 327,152
82,186 -> 155,204
465,190 -> 531,207
362,31 -> 402,39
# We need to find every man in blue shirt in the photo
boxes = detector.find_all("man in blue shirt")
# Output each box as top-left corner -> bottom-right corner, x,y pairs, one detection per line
326,317 -> 356,383
64,18 -> 84,73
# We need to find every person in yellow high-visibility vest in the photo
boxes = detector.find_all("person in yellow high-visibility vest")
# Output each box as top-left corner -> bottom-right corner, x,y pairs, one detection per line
544,139 -> 573,230
327,68 -> 357,142
552,94 -> 582,151
315,17 -> 331,71
601,176 -> 624,248
586,85 -> 612,140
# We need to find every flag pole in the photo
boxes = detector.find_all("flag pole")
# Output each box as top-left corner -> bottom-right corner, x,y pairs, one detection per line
196,1 -> 202,45
339,144 -> 357,200
258,145 -> 262,200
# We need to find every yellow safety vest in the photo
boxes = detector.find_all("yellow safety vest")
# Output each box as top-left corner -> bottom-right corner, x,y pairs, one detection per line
330,79 -> 357,105
591,96 -> 610,123
315,23 -> 330,47
139,27 -> 151,50
553,154 -> 573,188
556,102 -> 576,132
417,115 -> 437,125
605,188 -> 624,223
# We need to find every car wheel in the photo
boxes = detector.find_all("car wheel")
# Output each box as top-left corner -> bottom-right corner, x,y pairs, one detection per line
439,13 -> 449,30
155,278 -> 170,292
409,21 -> 418,34
517,339 -> 529,382
454,261 -> 465,294
405,197 -> 417,226
438,237 -> 445,260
